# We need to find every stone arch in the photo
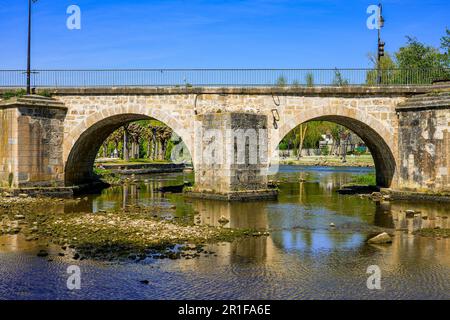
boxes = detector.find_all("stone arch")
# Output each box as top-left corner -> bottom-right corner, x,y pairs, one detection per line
63,105 -> 194,186
271,105 -> 397,188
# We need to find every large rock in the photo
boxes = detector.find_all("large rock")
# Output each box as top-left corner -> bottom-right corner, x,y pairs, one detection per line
368,232 -> 392,244
370,192 -> 383,202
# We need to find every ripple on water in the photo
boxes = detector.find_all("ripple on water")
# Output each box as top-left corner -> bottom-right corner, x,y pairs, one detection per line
1,168 -> 449,300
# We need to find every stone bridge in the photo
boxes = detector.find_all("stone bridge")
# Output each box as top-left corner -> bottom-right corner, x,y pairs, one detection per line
0,85 -> 449,199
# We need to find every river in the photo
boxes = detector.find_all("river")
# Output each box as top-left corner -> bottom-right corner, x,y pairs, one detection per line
0,166 -> 449,300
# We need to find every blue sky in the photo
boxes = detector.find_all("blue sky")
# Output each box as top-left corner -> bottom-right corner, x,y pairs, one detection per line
0,0 -> 448,69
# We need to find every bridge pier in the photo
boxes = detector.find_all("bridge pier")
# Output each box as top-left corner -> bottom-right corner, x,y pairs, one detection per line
186,112 -> 278,201
0,96 -> 67,191
396,92 -> 450,194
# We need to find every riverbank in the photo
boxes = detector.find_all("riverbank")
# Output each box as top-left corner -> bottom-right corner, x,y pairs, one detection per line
100,162 -> 186,175
278,155 -> 374,167
0,197 -> 262,261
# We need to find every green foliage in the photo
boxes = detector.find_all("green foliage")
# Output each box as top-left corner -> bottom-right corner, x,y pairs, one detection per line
39,89 -> 53,98
278,141 -> 289,150
353,146 -> 368,155
440,28 -> 450,67
441,28 -> 450,54
292,80 -> 300,87
93,167 -> 112,176
165,139 -> 175,160
1,89 -> 26,100
276,75 -> 287,87
366,29 -> 450,85
321,145 -> 329,156
305,72 -> 314,87
366,53 -> 399,85
396,36 -> 447,69
332,69 -> 349,86
96,118 -> 178,164
8,173 -> 14,188
351,173 -> 376,186
279,121 -> 346,151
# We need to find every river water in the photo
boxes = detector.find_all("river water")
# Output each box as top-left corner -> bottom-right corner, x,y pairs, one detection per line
0,166 -> 449,300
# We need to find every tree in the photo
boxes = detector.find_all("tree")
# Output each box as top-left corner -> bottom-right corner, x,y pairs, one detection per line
395,36 -> 449,83
366,29 -> 450,85
332,69 -> 349,86
276,75 -> 287,87
127,122 -> 144,159
442,28 -> 450,52
296,124 -> 308,159
109,127 -> 124,157
155,126 -> 173,160
441,28 -> 450,65
142,125 -> 154,159
305,73 -> 314,87
123,124 -> 130,161
366,52 -> 398,85
396,36 -> 446,69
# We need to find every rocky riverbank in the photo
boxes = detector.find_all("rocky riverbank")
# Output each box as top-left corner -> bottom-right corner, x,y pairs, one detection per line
414,228 -> 450,239
0,197 -> 263,261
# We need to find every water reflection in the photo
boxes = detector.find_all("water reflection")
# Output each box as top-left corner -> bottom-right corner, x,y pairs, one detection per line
389,202 -> 450,233
45,167 -> 450,255
2,166 -> 450,300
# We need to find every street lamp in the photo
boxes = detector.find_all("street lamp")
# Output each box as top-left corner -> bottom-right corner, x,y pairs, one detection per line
377,3 -> 385,85
26,0 -> 38,95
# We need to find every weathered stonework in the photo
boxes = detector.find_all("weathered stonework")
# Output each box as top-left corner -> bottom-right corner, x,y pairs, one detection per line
396,93 -> 450,193
190,112 -> 275,199
0,85 -> 448,198
52,87 -> 408,189
0,96 -> 67,187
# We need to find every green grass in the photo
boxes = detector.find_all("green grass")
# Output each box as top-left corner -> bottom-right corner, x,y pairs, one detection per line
93,167 -> 112,176
351,173 -> 376,186
96,158 -> 171,165
1,89 -> 52,100
1,89 -> 27,100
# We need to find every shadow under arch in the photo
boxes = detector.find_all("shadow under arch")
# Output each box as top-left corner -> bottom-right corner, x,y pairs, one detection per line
65,113 -> 193,186
275,115 -> 396,188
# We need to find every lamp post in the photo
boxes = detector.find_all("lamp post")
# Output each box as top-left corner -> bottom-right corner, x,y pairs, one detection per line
377,3 -> 385,85
26,0 -> 37,95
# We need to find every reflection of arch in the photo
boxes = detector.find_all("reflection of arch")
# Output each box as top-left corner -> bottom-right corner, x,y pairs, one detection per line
64,106 -> 193,186
272,106 -> 397,188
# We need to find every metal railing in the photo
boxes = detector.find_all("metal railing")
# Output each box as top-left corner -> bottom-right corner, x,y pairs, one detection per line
0,68 -> 448,88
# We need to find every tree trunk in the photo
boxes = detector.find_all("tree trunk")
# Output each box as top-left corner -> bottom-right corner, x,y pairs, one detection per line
123,129 -> 129,161
156,140 -> 161,160
297,124 -> 308,159
152,131 -> 158,160
135,140 -> 140,159
102,142 -> 108,158
161,139 -> 167,161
